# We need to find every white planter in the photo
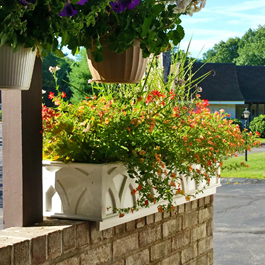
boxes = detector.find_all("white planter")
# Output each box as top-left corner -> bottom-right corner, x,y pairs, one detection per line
0,45 -> 36,90
43,161 -> 221,230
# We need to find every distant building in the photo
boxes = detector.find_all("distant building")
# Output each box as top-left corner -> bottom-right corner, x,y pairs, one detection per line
191,63 -> 265,121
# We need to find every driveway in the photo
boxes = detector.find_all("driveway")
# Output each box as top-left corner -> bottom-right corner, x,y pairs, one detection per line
214,178 -> 265,265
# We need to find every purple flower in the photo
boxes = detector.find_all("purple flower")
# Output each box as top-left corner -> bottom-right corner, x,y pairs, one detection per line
76,0 -> 88,5
110,0 -> 140,13
20,0 -> 36,6
59,0 -> 78,17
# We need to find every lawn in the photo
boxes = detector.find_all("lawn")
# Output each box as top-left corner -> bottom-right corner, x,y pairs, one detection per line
221,152 -> 265,179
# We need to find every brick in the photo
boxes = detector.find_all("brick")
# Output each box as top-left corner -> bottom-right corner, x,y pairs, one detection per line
170,206 -> 178,217
155,212 -> 163,222
178,204 -> 184,214
198,236 -> 213,255
198,198 -> 205,207
210,194 -> 214,203
47,230 -> 62,260
183,211 -> 198,229
191,223 -> 206,242
151,240 -> 171,261
112,259 -> 125,265
90,222 -> 102,243
163,211 -> 170,219
146,214 -> 154,225
62,226 -> 76,253
205,195 -> 211,205
163,216 -> 182,238
102,227 -> 114,240
126,220 -> 135,232
32,236 -> 46,264
181,243 -> 197,264
183,260 -> 196,265
126,249 -> 149,265
57,256 -> 80,265
113,234 -> 138,259
185,202 -> 192,212
76,222 -> 89,248
115,224 -> 125,235
172,230 -> 190,251
14,240 -> 30,265
81,243 -> 111,265
197,254 -> 207,265
0,245 -> 12,265
208,249 -> 214,265
191,200 -> 198,210
198,206 -> 213,223
139,225 -> 162,247
206,220 -> 213,236
136,218 -> 145,228
161,253 -> 181,265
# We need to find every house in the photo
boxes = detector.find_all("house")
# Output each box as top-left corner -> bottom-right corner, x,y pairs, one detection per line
190,63 -> 265,121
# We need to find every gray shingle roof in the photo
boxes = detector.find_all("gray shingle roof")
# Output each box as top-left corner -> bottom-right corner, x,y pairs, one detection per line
236,65 -> 265,103
191,63 -> 245,102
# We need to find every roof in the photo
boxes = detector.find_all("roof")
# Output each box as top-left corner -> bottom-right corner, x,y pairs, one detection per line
190,63 -> 245,102
236,65 -> 265,103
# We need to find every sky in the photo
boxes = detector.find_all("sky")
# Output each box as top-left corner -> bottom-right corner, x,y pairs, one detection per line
180,0 -> 265,58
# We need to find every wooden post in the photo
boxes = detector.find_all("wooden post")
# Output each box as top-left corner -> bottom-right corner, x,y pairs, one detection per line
2,58 -> 43,228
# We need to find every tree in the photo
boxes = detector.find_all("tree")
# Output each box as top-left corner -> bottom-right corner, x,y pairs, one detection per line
202,38 -> 240,64
202,25 -> 265,66
68,48 -> 93,103
42,52 -> 73,106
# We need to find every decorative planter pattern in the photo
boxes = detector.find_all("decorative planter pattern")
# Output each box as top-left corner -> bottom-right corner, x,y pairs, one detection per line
43,161 -> 221,230
0,45 -> 36,90
86,40 -> 148,84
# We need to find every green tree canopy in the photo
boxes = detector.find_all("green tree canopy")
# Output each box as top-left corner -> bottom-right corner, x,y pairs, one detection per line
68,48 -> 93,104
202,25 -> 265,66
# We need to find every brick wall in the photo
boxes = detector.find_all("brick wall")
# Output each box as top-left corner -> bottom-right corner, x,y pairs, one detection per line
0,195 -> 214,265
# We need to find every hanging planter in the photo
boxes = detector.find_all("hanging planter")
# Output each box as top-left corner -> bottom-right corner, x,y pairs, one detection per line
86,40 -> 148,84
42,161 -> 221,230
0,45 -> 36,90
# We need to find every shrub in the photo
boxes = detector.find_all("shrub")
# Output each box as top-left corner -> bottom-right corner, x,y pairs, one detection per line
249,115 -> 265,138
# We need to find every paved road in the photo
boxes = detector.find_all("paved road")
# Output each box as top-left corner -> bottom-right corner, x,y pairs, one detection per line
214,178 -> 265,265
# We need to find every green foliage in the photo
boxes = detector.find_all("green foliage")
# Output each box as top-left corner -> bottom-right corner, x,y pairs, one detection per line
65,0 -> 204,62
0,0 -> 110,55
68,48 -> 93,104
42,52 -> 73,107
0,110 -> 2,122
249,114 -> 265,138
42,53 -> 259,214
202,38 -> 240,64
202,25 -> 265,66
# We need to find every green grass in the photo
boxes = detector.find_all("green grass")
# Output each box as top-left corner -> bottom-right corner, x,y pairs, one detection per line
221,152 -> 265,179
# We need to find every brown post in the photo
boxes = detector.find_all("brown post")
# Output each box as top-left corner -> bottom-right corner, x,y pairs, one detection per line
2,58 -> 43,228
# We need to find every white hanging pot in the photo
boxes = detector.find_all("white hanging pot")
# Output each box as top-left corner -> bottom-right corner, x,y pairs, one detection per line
0,45 -> 36,90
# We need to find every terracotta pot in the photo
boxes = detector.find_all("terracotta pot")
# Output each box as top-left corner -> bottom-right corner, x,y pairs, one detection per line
0,45 -> 36,90
86,40 -> 148,84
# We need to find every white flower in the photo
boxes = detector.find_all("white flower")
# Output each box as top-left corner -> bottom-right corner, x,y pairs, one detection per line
49,66 -> 60,73
173,0 -> 206,15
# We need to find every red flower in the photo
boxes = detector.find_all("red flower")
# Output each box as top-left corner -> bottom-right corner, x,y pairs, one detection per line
48,92 -> 55,99
256,132 -> 261,136
145,200 -> 149,206
61,92 -> 66,98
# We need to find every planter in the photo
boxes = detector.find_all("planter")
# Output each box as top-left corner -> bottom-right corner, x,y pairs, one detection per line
0,45 -> 36,90
43,161 -> 221,230
86,40 -> 148,84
